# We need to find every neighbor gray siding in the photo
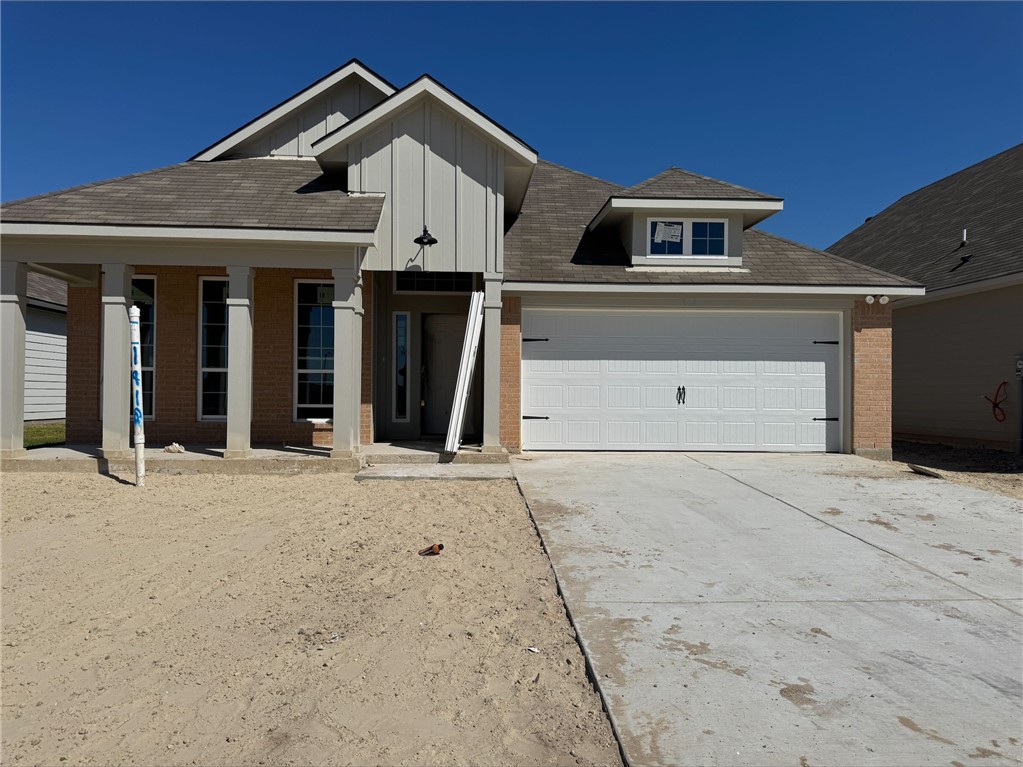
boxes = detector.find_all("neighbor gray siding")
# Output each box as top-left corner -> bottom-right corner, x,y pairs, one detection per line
230,79 -> 388,159
349,100 -> 505,274
25,306 -> 66,421
893,284 -> 1023,450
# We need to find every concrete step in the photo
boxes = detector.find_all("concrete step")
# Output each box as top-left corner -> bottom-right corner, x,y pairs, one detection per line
356,464 -> 514,481
361,448 -> 509,465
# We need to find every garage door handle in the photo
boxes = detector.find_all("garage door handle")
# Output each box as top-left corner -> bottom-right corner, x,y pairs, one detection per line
522,415 -> 550,420
676,386 -> 686,405
813,417 -> 839,422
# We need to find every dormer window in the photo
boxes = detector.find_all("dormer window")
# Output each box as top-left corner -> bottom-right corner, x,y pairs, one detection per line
648,218 -> 727,258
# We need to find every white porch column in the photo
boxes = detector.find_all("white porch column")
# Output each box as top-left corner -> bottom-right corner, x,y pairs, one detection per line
101,263 -> 134,459
0,261 -> 29,458
482,273 -> 503,452
224,266 -> 254,459
331,265 -> 362,457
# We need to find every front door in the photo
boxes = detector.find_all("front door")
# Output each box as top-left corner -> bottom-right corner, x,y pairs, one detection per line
422,314 -> 465,435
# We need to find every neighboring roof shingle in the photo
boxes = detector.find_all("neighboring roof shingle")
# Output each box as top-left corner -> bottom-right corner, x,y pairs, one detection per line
1,159 -> 384,232
505,160 -> 918,287
828,144 -> 1023,292
619,167 -> 781,200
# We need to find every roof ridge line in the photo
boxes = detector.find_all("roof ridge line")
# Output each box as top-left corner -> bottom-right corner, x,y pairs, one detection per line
623,165 -> 776,199
752,228 -> 920,286
1,163 -> 192,209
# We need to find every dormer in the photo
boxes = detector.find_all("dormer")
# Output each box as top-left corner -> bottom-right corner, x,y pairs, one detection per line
587,168 -> 784,268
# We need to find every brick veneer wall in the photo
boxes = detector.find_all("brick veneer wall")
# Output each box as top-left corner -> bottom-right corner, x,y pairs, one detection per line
65,283 -> 101,444
499,296 -> 522,451
852,299 -> 893,458
64,266 -> 377,449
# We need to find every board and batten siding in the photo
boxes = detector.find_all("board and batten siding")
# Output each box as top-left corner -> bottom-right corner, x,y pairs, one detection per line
229,78 -> 388,159
893,283 -> 1023,450
348,100 -> 505,275
25,306 -> 67,420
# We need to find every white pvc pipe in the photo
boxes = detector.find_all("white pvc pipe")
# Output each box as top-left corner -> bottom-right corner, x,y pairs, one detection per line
129,305 -> 146,487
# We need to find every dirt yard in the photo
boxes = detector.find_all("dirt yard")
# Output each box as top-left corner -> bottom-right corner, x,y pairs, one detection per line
891,440 -> 1023,499
1,472 -> 622,767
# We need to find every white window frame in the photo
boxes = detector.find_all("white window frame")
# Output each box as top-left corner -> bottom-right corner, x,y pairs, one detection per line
131,275 -> 156,421
293,279 -> 336,422
646,217 -> 729,258
197,276 -> 229,422
392,311 -> 411,423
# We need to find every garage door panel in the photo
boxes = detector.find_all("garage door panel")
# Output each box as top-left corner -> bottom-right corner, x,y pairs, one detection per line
521,310 -> 842,452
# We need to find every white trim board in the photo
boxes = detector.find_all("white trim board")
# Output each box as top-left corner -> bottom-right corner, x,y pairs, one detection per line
1,223 -> 377,246
503,282 -> 926,297
589,197 -> 784,230
312,77 -> 538,167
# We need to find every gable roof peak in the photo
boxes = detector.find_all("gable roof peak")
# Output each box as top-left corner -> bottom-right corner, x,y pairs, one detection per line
620,166 -> 781,201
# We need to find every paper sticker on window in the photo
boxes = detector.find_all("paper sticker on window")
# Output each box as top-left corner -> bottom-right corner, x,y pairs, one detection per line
654,222 -> 682,243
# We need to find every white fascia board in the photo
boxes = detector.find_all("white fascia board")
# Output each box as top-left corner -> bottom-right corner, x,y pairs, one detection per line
191,62 -> 396,162
0,223 -> 377,246
504,281 -> 926,297
312,79 -> 538,167
893,272 -> 1023,308
589,197 -> 784,230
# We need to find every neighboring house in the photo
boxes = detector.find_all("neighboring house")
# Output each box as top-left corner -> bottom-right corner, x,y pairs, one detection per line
0,60 -> 922,460
24,272 -> 68,421
829,145 -> 1023,452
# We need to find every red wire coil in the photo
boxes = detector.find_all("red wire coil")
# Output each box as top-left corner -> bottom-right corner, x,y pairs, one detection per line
984,381 -> 1008,423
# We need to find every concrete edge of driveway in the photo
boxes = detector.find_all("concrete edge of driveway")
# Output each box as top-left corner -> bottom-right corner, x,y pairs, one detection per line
511,472 -> 633,767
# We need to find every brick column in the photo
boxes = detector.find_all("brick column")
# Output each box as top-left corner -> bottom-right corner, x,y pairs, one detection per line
852,299 -> 893,459
499,296 -> 522,452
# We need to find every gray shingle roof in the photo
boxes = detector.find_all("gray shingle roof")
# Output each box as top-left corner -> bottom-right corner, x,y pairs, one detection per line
1,159 -> 384,232
27,273 -> 67,308
505,160 -> 919,287
619,166 -> 780,200
828,144 -> 1022,292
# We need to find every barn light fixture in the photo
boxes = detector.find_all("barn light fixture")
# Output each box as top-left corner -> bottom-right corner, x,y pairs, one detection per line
414,226 -> 438,247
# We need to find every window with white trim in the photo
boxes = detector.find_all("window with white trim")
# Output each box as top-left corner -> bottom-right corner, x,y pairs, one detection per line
131,277 -> 155,419
198,278 -> 228,420
295,281 -> 334,420
647,218 -> 728,257
393,311 -> 410,422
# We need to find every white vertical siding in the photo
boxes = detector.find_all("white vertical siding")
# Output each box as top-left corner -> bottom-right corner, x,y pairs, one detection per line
24,307 -> 66,420
353,100 -> 504,274
230,78 -> 387,159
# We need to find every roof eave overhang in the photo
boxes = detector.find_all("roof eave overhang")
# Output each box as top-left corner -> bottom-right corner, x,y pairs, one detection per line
311,78 -> 538,168
503,281 -> 926,297
588,197 -> 785,231
892,272 -> 1022,308
0,223 -> 378,247
190,60 -> 396,162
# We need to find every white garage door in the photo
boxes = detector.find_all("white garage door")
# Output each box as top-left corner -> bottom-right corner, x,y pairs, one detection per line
521,309 -> 841,452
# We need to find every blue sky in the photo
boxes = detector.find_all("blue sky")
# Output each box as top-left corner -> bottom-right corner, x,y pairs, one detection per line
2,2 -> 1020,248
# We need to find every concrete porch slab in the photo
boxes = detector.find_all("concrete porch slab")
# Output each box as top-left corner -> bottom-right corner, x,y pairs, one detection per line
355,464 -> 514,481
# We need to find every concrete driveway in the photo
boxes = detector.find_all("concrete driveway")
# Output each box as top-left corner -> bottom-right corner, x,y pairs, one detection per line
513,453 -> 1022,767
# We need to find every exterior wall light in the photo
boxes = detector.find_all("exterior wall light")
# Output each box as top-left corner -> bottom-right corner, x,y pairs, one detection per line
414,226 -> 438,247
879,295 -> 890,305
864,295 -> 875,304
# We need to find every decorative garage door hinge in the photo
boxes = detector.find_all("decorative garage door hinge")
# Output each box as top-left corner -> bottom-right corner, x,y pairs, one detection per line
522,415 -> 550,420
522,337 -> 550,342
812,417 -> 839,421
812,340 -> 839,345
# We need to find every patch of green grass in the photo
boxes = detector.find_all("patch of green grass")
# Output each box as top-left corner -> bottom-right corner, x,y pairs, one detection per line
24,421 -> 66,449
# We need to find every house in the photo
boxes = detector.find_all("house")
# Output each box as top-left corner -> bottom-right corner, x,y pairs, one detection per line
24,272 -> 68,421
829,145 -> 1022,453
0,60 -> 923,461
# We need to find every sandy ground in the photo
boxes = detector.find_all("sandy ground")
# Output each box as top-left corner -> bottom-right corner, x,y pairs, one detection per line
890,441 -> 1023,499
1,472 -> 622,767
